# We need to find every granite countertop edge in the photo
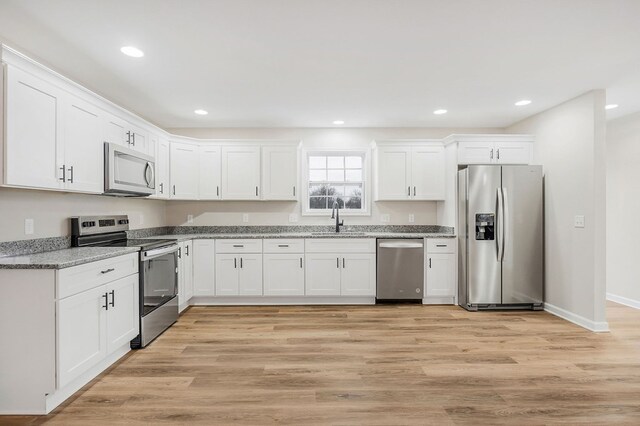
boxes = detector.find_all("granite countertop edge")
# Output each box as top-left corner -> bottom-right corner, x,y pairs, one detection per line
0,247 -> 140,270
150,232 -> 456,241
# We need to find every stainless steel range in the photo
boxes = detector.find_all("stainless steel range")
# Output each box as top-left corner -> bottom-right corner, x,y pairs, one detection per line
71,215 -> 179,348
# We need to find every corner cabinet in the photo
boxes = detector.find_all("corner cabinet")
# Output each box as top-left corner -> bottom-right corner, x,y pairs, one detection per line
374,142 -> 445,201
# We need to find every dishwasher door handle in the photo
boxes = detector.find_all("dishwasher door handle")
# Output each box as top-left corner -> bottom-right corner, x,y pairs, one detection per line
379,242 -> 424,249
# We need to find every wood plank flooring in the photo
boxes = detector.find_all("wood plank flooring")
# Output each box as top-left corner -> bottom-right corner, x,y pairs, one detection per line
4,301 -> 640,425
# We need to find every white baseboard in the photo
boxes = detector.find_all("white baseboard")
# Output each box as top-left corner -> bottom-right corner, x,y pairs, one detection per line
422,296 -> 455,305
190,296 -> 376,305
544,302 -> 609,332
607,292 -> 640,310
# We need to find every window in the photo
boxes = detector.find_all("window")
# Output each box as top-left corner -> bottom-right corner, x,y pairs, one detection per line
305,152 -> 367,214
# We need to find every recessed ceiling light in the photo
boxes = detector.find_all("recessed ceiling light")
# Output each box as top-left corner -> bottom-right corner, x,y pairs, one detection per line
333,120 -> 345,125
433,109 -> 447,115
194,109 -> 208,115
605,104 -> 619,110
120,46 -> 144,58
515,99 -> 532,106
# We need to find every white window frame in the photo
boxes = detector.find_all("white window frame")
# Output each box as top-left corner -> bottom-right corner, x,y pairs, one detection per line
301,148 -> 371,216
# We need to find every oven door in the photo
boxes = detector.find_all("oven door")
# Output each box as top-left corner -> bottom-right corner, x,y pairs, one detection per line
104,142 -> 155,196
141,245 -> 178,316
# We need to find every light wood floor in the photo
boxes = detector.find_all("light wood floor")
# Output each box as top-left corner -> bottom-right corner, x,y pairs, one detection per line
4,301 -> 640,425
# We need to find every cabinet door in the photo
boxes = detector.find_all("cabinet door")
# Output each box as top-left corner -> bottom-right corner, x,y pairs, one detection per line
184,240 -> 194,301
375,146 -> 411,200
104,113 -> 128,146
262,145 -> 298,200
215,254 -> 239,295
263,254 -> 304,296
62,96 -> 104,193
457,142 -> 495,165
199,144 -> 221,200
411,146 -> 445,200
305,254 -> 341,296
106,275 -> 139,352
129,124 -> 149,155
177,243 -> 185,303
57,284 -> 108,388
221,145 -> 261,200
494,142 -> 531,165
238,254 -> 263,295
155,138 -> 171,198
170,141 -> 199,199
193,240 -> 215,296
5,65 -> 64,190
425,253 -> 456,297
340,254 -> 376,296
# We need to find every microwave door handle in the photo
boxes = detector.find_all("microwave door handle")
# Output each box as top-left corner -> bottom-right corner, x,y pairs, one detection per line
143,162 -> 151,186
145,162 -> 154,188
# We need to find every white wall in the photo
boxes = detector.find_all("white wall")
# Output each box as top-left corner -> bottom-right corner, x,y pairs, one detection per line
606,111 -> 640,308
166,127 -> 501,226
507,90 -> 608,331
0,187 -> 166,242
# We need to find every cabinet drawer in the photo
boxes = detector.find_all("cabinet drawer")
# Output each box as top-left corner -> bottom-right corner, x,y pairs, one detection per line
305,238 -> 376,254
263,239 -> 304,253
57,253 -> 138,299
215,239 -> 263,253
426,238 -> 456,254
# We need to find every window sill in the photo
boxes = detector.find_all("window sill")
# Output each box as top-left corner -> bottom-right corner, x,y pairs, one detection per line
301,210 -> 371,217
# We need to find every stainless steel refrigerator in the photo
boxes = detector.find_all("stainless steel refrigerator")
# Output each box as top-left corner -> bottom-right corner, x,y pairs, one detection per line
458,165 -> 543,310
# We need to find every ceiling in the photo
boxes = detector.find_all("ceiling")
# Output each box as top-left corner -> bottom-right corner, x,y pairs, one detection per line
0,0 -> 639,129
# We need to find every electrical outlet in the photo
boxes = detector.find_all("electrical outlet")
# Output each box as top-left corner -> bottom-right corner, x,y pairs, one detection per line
289,213 -> 299,223
242,213 -> 249,223
380,214 -> 390,223
24,218 -> 34,235
574,215 -> 585,228
408,214 -> 415,223
187,214 -> 194,224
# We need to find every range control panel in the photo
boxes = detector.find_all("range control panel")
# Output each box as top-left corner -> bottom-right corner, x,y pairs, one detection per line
71,215 -> 130,236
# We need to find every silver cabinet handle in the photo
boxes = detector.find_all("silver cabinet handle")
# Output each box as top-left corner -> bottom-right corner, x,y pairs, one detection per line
293,186 -> 296,196
173,185 -> 176,195
102,292 -> 109,310
234,258 -> 237,268
490,148 -> 494,160
336,257 -> 339,268
185,245 -> 189,256
59,164 -> 66,182
217,186 -> 219,197
126,131 -> 132,145
436,244 -> 447,247
100,268 -> 115,274
300,257 -> 303,268
413,186 -> 416,196
178,247 -> 182,258
233,244 -> 244,248
160,183 -> 164,194
497,149 -> 500,160
278,244 -> 289,248
429,258 -> 432,268
131,133 -> 136,146
342,258 -> 345,268
109,290 -> 115,307
68,166 -> 74,183
240,257 -> 243,268
408,186 -> 410,196
256,186 -> 259,197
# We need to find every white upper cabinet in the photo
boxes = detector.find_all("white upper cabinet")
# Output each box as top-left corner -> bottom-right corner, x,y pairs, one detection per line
104,113 -> 149,155
374,142 -> 445,201
261,144 -> 298,200
221,145 -> 261,200
62,96 -> 104,193
198,144 -> 221,200
452,135 -> 533,165
170,140 -> 199,199
374,146 -> 411,200
4,65 -> 64,190
154,137 -> 171,199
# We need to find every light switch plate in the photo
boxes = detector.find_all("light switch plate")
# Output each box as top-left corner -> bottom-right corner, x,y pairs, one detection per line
408,214 -> 415,223
242,213 -> 249,223
289,213 -> 299,223
380,214 -> 390,223
187,214 -> 194,224
574,215 -> 585,228
24,218 -> 34,235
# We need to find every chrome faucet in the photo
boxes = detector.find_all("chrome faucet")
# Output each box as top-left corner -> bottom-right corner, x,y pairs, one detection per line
331,199 -> 344,233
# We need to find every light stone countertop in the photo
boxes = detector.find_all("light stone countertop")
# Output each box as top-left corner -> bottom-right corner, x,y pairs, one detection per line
147,232 -> 456,242
0,247 -> 140,270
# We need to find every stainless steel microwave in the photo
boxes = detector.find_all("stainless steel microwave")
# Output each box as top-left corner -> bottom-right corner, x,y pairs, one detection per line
104,142 -> 155,196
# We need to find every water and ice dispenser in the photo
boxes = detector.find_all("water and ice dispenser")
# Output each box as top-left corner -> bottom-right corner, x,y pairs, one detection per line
475,213 -> 495,240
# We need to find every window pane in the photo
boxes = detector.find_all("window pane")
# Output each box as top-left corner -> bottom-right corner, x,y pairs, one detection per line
345,156 -> 362,168
309,169 -> 327,182
309,156 -> 326,169
345,197 -> 362,209
326,185 -> 344,196
327,169 -> 344,182
327,156 -> 344,169
345,184 -> 362,197
309,197 -> 327,209
345,169 -> 362,182
309,184 -> 327,196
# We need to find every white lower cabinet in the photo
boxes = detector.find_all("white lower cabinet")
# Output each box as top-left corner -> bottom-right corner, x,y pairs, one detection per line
106,275 -> 140,350
263,254 -> 305,296
340,254 -> 376,296
305,254 -> 342,296
177,240 -> 193,310
193,239 -> 215,296
215,253 -> 263,295
424,238 -> 457,302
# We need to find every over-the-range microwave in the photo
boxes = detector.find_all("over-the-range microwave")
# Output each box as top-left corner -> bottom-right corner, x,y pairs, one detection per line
104,142 -> 155,197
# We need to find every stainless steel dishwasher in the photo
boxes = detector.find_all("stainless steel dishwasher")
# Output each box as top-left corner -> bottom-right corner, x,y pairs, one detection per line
376,239 -> 424,301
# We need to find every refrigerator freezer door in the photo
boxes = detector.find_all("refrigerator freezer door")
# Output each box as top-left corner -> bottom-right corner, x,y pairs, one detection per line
467,166 -> 502,304
501,165 -> 544,304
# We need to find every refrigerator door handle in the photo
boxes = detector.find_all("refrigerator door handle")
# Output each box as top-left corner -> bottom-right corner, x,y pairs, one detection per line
501,187 -> 508,261
496,187 -> 504,262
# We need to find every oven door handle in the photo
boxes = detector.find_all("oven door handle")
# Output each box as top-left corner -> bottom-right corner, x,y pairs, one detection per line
142,245 -> 179,260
